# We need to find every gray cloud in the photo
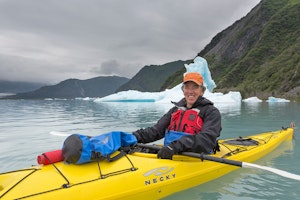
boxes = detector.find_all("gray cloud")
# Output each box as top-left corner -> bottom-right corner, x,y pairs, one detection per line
90,59 -> 143,78
0,0 -> 260,84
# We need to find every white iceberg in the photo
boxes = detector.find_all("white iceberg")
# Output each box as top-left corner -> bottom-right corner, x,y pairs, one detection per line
184,56 -> 216,92
266,96 -> 290,103
94,56 -> 242,104
242,97 -> 263,103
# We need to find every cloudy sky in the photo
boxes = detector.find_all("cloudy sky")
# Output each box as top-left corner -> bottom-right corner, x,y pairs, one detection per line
0,0 -> 260,84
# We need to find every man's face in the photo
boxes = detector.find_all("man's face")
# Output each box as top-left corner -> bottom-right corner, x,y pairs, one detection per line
182,81 -> 204,108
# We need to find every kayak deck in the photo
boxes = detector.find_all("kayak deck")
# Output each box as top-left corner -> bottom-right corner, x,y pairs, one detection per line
0,127 -> 294,200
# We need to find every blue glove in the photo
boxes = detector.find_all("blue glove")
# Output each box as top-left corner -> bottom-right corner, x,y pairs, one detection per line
157,145 -> 175,159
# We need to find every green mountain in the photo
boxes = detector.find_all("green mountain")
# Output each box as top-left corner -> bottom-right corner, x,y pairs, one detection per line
6,76 -> 129,99
201,0 -> 299,99
116,60 -> 189,92
162,0 -> 300,100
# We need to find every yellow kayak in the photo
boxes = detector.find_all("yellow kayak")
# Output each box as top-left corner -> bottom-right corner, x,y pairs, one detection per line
0,126 -> 295,200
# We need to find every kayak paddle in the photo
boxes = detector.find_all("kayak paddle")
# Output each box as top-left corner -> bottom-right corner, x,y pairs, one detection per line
181,151 -> 300,181
137,143 -> 300,181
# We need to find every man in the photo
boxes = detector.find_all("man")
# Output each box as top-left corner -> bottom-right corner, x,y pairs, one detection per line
133,72 -> 222,159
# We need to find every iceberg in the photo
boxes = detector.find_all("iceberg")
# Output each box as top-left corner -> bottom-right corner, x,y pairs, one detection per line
95,56 -> 241,104
242,97 -> 263,103
0,93 -> 14,98
184,57 -> 216,92
75,97 -> 96,101
95,90 -> 159,102
266,96 -> 290,103
95,85 -> 242,104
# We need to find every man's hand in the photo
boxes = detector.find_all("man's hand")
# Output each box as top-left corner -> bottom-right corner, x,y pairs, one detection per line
157,145 -> 175,159
132,130 -> 143,143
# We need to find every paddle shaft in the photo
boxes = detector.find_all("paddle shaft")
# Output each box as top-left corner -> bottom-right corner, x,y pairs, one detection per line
137,143 -> 242,167
182,151 -> 242,167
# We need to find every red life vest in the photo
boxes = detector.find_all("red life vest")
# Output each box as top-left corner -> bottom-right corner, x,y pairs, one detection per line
168,107 -> 203,135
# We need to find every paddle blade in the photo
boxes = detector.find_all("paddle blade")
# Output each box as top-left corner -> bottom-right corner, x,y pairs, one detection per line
242,162 -> 300,180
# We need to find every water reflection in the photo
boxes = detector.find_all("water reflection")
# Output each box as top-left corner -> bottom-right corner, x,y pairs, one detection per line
215,102 -> 241,116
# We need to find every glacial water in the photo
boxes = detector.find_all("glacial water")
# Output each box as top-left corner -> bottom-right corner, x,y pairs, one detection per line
0,99 -> 299,199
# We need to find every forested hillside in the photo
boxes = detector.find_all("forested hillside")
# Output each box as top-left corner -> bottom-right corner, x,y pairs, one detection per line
116,60 -> 188,92
164,0 -> 300,100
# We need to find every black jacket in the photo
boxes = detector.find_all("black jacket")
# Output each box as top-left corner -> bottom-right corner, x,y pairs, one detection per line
133,96 -> 222,154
